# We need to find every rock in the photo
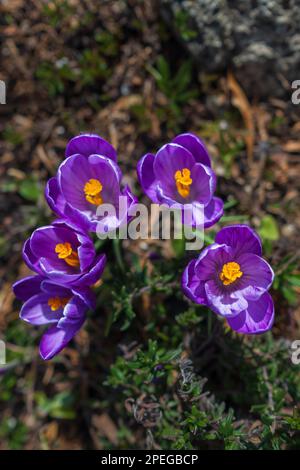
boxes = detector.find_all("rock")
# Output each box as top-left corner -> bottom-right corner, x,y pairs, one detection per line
160,0 -> 300,97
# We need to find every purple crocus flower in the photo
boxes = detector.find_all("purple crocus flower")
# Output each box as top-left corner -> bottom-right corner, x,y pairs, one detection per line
137,133 -> 223,228
13,275 -> 95,360
45,133 -> 137,233
182,225 -> 275,334
23,220 -> 106,288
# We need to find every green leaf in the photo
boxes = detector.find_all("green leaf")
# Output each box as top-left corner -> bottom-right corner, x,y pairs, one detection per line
35,391 -> 76,420
282,286 -> 297,305
259,215 -> 280,241
172,237 -> 186,258
286,275 -> 300,287
19,178 -> 41,202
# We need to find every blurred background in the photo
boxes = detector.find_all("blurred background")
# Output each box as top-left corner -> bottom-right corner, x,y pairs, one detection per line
0,0 -> 299,450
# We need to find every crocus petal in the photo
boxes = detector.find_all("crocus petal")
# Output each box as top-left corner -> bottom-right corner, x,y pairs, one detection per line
65,133 -> 117,161
73,253 -> 106,288
137,153 -> 160,203
119,184 -> 139,225
93,184 -> 137,235
62,202 -> 93,232
172,133 -> 211,167
22,239 -> 43,274
89,154 -> 122,186
203,197 -> 224,228
71,287 -> 96,310
195,244 -> 233,281
13,275 -> 43,301
40,280 -> 72,298
122,184 -> 139,210
236,253 -> 274,300
190,163 -> 216,205
45,177 -> 67,218
155,188 -> 200,227
227,292 -> 274,334
59,154 -> 121,214
215,225 -> 262,257
181,224 -> 275,329
153,143 -> 196,198
57,296 -> 87,327
58,154 -> 97,212
77,233 -> 96,271
156,184 -> 183,208
39,316 -> 85,360
205,280 -> 249,317
39,260 -> 82,285
52,218 -> 92,236
182,259 -> 208,305
30,225 -> 80,274
28,223 -> 103,285
181,201 -> 204,228
20,294 -> 61,325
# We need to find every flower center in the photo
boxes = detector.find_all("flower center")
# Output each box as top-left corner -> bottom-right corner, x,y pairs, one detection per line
48,296 -> 69,311
55,242 -> 80,267
220,262 -> 243,286
84,178 -> 103,205
174,168 -> 192,198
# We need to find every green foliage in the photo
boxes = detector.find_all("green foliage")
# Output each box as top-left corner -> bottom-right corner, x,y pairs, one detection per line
130,103 -> 152,134
94,31 -> 119,57
36,61 -> 76,96
0,418 -> 28,450
36,27 -> 119,97
174,10 -> 198,41
36,50 -> 113,97
35,391 -> 76,419
199,117 -> 245,178
259,215 -> 280,254
107,339 -> 181,392
18,177 -> 42,202
273,255 -> 300,305
1,174 -> 43,204
2,126 -> 24,146
109,285 -> 137,332
3,229 -> 300,450
102,254 -> 300,450
78,49 -> 111,86
42,0 -> 76,28
175,308 -> 202,327
284,408 -> 300,431
0,373 -> 18,402
148,56 -> 198,130
218,121 -> 244,177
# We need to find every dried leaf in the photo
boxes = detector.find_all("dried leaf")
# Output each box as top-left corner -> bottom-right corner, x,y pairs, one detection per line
92,413 -> 118,445
282,141 -> 300,153
227,70 -> 255,162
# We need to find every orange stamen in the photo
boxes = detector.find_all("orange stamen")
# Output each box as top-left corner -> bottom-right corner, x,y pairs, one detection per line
84,178 -> 103,205
55,242 -> 80,267
174,168 -> 192,198
220,262 -> 243,286
48,296 -> 69,311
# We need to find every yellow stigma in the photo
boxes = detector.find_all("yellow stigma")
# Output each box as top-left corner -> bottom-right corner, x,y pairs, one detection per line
48,296 -> 69,311
174,168 -> 192,198
55,242 -> 80,267
84,178 -> 103,205
220,262 -> 243,286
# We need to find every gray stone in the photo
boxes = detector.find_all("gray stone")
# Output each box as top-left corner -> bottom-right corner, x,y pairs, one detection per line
160,0 -> 300,97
